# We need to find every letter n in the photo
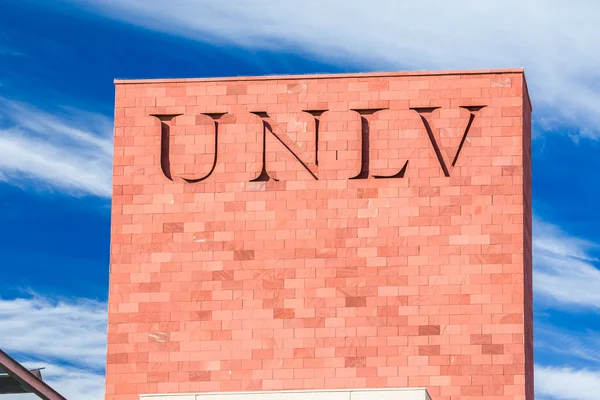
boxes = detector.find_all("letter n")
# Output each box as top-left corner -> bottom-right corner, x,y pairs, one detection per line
250,112 -> 319,182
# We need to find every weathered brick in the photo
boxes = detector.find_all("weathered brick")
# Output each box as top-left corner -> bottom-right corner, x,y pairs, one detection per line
345,297 -> 367,307
418,325 -> 441,335
482,344 -> 505,355
273,308 -> 295,319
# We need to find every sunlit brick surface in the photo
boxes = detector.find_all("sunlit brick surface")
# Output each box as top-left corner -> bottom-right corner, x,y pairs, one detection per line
107,70 -> 533,400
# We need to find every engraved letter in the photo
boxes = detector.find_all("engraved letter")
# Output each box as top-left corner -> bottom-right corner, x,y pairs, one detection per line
303,110 -> 327,167
151,113 -> 226,182
349,108 -> 408,180
250,111 -> 320,182
411,106 -> 485,177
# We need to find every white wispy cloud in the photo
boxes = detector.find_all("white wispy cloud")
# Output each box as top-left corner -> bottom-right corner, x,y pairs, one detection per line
536,366 -> 600,400
72,0 -> 600,138
0,295 -> 108,369
534,322 -> 600,399
0,97 -> 113,197
534,218 -> 599,262
0,295 -> 107,400
536,324 -> 600,365
532,218 -> 600,399
533,217 -> 600,308
1,363 -> 105,400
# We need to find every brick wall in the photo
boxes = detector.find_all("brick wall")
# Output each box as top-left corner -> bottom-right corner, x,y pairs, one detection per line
107,70 -> 533,400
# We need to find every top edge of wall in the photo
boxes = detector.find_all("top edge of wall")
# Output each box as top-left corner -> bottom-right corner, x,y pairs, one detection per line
114,68 -> 526,85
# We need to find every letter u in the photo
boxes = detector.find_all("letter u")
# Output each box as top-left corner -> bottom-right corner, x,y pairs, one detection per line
151,113 -> 226,182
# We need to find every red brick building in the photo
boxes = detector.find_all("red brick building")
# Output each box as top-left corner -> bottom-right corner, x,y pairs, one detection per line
107,70 -> 533,400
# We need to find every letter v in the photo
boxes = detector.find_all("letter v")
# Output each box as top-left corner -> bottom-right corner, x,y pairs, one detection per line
411,106 -> 485,177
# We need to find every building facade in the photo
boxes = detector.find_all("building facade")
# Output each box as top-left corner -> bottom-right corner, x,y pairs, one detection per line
107,70 -> 533,400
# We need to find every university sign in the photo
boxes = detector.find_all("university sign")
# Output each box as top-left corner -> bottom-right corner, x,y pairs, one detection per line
152,105 -> 485,183
109,71 -> 532,400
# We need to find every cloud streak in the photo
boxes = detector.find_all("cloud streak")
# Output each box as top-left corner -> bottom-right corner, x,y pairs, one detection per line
533,217 -> 600,309
0,363 -> 105,400
0,295 -> 107,400
0,295 -> 108,370
71,0 -> 600,139
0,97 -> 113,197
536,324 -> 600,365
530,218 -> 600,399
536,366 -> 600,400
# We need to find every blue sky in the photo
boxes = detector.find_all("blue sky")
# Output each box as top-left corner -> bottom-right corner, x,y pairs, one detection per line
1,1 -> 600,399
